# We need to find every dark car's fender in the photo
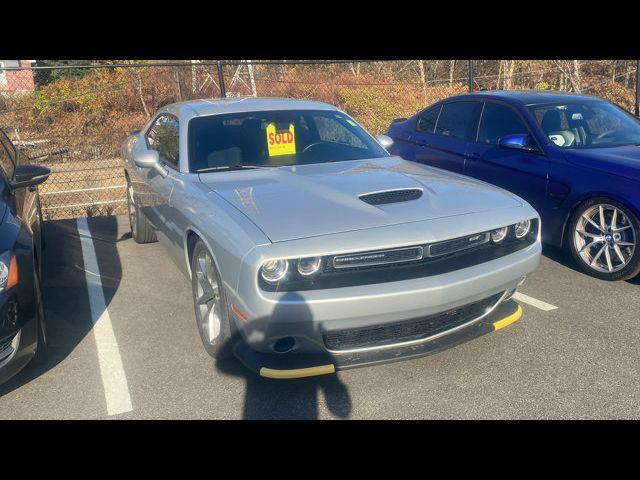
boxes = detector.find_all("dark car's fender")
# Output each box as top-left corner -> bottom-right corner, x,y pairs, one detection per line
0,208 -> 39,341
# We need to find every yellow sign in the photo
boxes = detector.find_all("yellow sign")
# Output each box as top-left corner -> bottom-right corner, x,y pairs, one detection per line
266,123 -> 296,156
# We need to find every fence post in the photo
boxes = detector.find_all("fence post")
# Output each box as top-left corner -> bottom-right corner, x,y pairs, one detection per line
468,60 -> 474,92
217,61 -> 226,98
635,60 -> 639,117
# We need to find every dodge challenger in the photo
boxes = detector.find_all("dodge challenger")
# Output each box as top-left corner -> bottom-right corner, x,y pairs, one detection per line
122,97 -> 540,379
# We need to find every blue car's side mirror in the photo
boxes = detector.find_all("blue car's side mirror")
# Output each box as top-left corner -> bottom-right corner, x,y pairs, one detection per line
498,134 -> 536,152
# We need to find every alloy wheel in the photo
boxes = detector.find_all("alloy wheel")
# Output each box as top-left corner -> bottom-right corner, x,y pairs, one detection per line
193,249 -> 221,345
573,203 -> 636,273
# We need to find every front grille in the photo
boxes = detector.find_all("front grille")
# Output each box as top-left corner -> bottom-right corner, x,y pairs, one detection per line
259,219 -> 539,292
333,246 -> 423,269
429,232 -> 490,257
360,189 -> 422,205
323,293 -> 503,351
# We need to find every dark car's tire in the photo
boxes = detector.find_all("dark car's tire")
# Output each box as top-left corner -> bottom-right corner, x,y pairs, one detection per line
126,179 -> 156,244
568,197 -> 640,281
190,239 -> 234,359
31,267 -> 48,365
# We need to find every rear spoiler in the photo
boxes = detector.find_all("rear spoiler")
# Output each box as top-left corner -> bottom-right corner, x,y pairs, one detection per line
390,117 -> 407,124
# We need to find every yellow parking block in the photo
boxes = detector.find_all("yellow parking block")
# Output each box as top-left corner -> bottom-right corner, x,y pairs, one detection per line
492,304 -> 523,331
259,364 -> 336,379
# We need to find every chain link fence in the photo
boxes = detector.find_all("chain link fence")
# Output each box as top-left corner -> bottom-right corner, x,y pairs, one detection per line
0,60 -> 637,220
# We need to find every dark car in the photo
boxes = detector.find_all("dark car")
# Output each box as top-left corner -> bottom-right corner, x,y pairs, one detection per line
0,128 -> 50,385
386,90 -> 640,281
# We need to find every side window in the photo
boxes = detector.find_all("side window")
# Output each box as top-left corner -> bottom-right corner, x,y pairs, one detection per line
147,114 -> 180,169
477,102 -> 531,145
313,116 -> 366,149
434,101 -> 483,141
416,106 -> 441,134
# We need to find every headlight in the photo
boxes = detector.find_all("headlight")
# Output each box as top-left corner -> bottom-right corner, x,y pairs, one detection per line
514,219 -> 532,239
297,257 -> 322,276
490,227 -> 509,243
0,251 -> 18,292
260,259 -> 289,283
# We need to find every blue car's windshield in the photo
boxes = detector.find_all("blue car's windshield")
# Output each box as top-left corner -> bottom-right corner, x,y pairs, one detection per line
528,101 -> 640,149
188,109 -> 388,172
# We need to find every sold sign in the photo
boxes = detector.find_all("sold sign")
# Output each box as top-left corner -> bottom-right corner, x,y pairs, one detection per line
266,123 -> 296,156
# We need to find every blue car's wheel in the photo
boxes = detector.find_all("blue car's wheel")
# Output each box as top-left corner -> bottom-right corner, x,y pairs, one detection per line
569,197 -> 640,281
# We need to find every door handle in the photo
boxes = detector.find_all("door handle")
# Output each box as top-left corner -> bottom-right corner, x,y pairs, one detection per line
415,139 -> 429,147
464,152 -> 481,160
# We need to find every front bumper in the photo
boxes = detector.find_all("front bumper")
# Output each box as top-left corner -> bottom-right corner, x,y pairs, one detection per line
234,299 -> 522,378
0,315 -> 38,385
230,238 -> 538,350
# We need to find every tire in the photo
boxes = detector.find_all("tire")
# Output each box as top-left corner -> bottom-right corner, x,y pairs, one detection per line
31,267 -> 48,365
568,197 -> 640,281
190,239 -> 234,359
126,179 -> 157,244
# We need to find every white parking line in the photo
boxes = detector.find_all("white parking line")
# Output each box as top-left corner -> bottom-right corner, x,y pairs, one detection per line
77,217 -> 133,416
512,292 -> 558,312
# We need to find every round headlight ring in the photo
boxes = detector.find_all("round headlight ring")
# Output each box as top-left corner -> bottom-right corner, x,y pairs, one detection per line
514,219 -> 532,239
297,257 -> 322,276
261,259 -> 289,283
491,227 -> 509,243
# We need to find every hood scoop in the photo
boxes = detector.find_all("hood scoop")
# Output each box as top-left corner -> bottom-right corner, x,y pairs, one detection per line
359,189 -> 423,206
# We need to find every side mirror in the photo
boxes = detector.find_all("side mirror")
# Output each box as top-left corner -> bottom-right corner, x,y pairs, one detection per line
498,134 -> 536,152
133,149 -> 168,177
10,164 -> 50,189
376,134 -> 394,150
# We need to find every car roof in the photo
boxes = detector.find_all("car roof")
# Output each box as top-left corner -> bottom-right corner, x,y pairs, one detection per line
443,90 -> 604,106
162,97 -> 339,118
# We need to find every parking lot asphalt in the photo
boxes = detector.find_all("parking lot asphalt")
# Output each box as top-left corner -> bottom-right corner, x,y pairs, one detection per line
1,215 -> 639,419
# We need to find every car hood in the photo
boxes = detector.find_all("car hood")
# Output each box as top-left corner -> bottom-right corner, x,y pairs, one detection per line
562,145 -> 640,182
198,156 -> 523,243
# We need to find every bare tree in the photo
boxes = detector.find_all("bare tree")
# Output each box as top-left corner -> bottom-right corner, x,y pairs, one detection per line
504,60 -> 515,89
418,60 -> 427,103
130,60 -> 150,119
555,60 -> 582,92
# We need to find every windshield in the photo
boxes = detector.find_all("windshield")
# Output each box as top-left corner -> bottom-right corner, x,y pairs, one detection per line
528,101 -> 640,149
187,109 -> 388,172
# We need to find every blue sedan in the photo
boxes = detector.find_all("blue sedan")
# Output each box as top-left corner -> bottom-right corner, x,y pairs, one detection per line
386,91 -> 640,281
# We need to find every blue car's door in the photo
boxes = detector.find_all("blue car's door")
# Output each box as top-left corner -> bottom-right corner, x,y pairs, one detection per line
411,100 -> 483,174
463,100 -> 549,219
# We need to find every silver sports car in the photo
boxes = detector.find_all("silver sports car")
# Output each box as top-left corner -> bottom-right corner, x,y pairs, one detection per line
123,97 -> 541,379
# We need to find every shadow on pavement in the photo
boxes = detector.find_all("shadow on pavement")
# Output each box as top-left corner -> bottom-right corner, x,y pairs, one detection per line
215,293 -> 352,419
0,216 -> 122,396
542,243 -> 640,285
541,244 -> 581,274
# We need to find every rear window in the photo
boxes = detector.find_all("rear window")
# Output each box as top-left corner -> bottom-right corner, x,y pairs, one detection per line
187,109 -> 388,172
434,101 -> 483,141
416,106 -> 441,134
